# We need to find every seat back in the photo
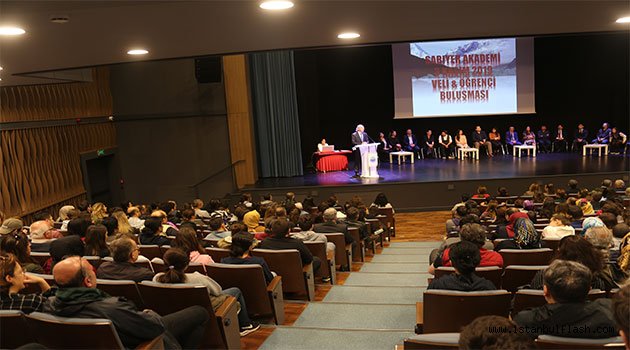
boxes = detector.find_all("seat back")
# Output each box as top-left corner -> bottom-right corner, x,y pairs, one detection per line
206,263 -> 273,317
251,249 -> 305,294
498,248 -> 553,266
434,266 -> 502,288
97,279 -> 145,309
535,335 -> 625,349
138,245 -> 162,260
30,252 -> 51,266
323,233 -> 350,270
501,265 -> 548,292
0,310 -> 35,348
347,226 -> 363,262
84,256 -> 102,269
541,239 -> 560,251
138,281 -> 230,349
423,290 -> 511,333
21,273 -> 55,294
404,333 -> 460,349
25,312 -> 123,349
512,289 -> 608,317
304,241 -> 333,281
205,247 -> 231,262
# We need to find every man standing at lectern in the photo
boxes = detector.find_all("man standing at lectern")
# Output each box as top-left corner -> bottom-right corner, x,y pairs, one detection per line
352,124 -> 372,177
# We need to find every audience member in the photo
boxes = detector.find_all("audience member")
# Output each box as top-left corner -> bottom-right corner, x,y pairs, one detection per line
49,256 -> 209,348
193,199 -> 211,219
542,214 -> 575,239
221,233 -> 274,284
260,219 -> 321,273
204,216 -> 231,240
313,208 -> 354,245
428,241 -> 496,291
292,215 -> 335,255
96,238 -> 154,282
495,217 -> 541,251
90,202 -> 108,224
612,284 -> 630,349
46,236 -> 84,273
139,217 -> 170,246
0,253 -> 51,313
174,226 -> 214,265
514,260 -> 617,339
154,248 -> 259,336
127,206 -> 145,229
371,193 -> 393,209
343,207 -> 369,241
0,232 -> 44,273
459,315 -> 534,350
496,212 -> 529,239
84,225 -> 110,258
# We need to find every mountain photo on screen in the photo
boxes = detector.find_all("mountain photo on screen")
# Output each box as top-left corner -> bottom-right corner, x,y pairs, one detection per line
410,38 -> 517,117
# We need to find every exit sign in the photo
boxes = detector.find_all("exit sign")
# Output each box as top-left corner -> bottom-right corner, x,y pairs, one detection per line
96,149 -> 105,157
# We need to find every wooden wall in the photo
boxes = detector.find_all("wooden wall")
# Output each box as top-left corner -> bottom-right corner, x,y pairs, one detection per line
222,54 -> 258,188
0,67 -> 115,220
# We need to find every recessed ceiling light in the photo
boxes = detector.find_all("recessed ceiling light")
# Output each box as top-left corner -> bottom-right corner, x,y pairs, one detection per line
337,32 -> 360,39
260,1 -> 294,10
127,49 -> 149,55
0,66 -> 3,70
0,27 -> 26,36
616,16 -> 630,23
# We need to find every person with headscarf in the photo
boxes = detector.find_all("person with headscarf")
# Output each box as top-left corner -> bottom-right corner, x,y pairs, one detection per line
243,210 -> 266,240
495,217 -> 541,251
578,198 -> 595,215
497,212 -> 529,239
581,217 -> 605,234
57,205 -> 75,222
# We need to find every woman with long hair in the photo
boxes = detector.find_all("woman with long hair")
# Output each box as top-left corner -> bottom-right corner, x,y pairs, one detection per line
0,231 -> 44,273
139,217 -> 170,246
173,226 -> 214,265
90,202 -> 108,224
84,225 -> 110,258
0,253 -> 51,313
112,210 -> 134,236
154,248 -> 260,336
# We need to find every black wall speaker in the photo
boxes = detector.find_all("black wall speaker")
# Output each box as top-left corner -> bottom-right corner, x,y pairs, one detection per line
195,57 -> 222,83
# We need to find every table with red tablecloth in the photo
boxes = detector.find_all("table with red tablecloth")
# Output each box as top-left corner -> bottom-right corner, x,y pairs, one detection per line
314,150 -> 352,172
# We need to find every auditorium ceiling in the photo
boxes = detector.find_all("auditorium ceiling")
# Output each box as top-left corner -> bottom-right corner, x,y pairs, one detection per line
0,0 -> 627,86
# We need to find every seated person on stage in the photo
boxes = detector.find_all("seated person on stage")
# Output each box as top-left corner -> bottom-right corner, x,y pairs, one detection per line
377,132 -> 392,161
402,129 -> 420,157
317,138 -> 328,152
522,126 -> 536,146
455,129 -> 469,150
96,237 -> 155,282
438,130 -> 454,159
537,125 -> 552,153
505,126 -> 521,153
592,122 -> 611,144
573,123 -> 589,151
554,124 -> 568,152
313,208 -> 354,245
422,129 -> 436,158
513,260 -> 617,339
429,223 -> 504,275
388,130 -> 402,152
488,127 -> 502,155
428,241 -> 497,291
49,256 -> 210,349
609,127 -> 627,154
472,126 -> 493,157
259,219 -> 321,274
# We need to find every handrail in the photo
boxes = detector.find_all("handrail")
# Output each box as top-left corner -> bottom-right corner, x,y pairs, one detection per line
189,160 -> 245,196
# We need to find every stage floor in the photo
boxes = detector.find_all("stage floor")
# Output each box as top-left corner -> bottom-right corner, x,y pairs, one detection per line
252,153 -> 629,189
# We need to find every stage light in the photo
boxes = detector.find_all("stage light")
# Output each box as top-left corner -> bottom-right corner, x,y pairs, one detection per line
127,49 -> 149,55
0,27 -> 26,36
616,16 -> 630,23
337,32 -> 360,39
260,1 -> 294,10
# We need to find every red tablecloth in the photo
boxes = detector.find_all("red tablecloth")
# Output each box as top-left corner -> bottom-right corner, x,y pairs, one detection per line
315,151 -> 352,172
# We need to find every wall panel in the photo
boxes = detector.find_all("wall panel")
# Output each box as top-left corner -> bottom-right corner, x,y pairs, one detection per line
0,67 -> 114,219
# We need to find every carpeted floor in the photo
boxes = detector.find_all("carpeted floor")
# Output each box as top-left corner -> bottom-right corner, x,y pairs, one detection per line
258,239 -> 441,349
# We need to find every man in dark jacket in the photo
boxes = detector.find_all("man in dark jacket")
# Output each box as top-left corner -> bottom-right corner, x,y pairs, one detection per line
343,207 -> 369,240
259,219 -> 321,273
47,256 -> 208,349
314,208 -> 354,245
96,238 -> 154,282
513,260 -> 617,339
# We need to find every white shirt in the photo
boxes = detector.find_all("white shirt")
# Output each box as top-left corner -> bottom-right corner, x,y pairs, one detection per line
407,136 -> 413,145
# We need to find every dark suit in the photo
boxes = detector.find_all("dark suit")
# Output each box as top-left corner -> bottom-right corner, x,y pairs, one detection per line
402,134 -> 420,155
313,222 -> 354,244
537,130 -> 551,152
573,128 -> 589,152
472,131 -> 492,155
388,136 -> 402,151
352,131 -> 372,175
377,138 -> 391,162
422,134 -> 436,158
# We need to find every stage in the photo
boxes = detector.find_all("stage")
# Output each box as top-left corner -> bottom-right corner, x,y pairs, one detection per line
244,153 -> 629,211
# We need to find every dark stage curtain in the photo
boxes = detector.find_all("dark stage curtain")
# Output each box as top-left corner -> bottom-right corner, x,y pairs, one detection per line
249,51 -> 304,177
